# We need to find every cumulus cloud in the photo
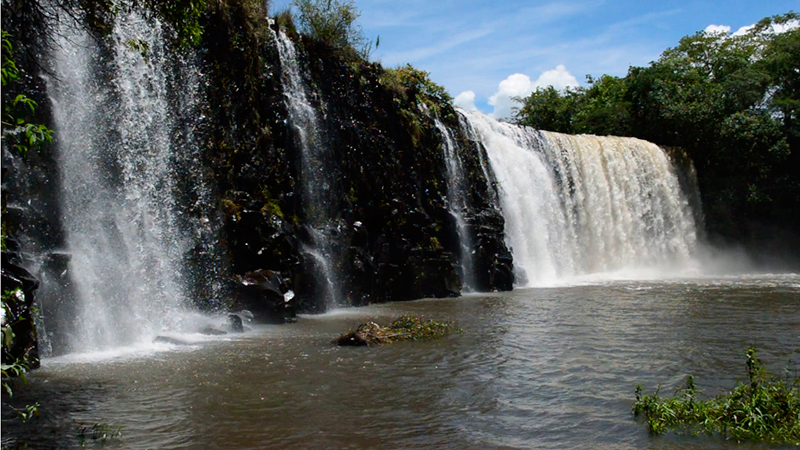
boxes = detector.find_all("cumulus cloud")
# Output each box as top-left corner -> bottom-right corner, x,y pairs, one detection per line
771,20 -> 800,34
732,24 -> 753,37
707,20 -> 799,38
704,24 -> 731,35
535,64 -> 580,91
454,90 -> 478,111
488,73 -> 534,119
488,65 -> 580,119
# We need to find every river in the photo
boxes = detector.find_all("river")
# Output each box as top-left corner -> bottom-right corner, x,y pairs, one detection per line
3,274 -> 799,449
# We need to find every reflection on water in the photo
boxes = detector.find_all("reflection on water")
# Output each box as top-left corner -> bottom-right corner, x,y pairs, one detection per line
3,275 -> 799,449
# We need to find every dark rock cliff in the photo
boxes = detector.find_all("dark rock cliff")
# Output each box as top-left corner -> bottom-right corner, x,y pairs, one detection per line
1,2 -> 514,350
201,11 -> 514,317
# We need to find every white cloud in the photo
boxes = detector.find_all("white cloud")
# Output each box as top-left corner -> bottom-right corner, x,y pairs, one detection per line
704,24 -> 731,35
732,24 -> 754,37
730,20 -> 798,37
488,73 -> 533,119
534,64 -> 580,91
488,65 -> 579,119
454,90 -> 478,111
771,20 -> 800,34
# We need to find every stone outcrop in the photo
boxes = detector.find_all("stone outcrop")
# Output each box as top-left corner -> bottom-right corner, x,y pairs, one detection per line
1,2 -> 517,358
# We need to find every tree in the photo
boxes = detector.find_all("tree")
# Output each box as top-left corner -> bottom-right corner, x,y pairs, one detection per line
513,86 -> 582,133
573,75 -> 631,136
293,0 -> 370,56
513,11 -> 800,246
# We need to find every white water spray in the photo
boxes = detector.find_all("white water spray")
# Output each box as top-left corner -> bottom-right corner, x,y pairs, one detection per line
46,12 -> 222,353
461,110 -> 699,286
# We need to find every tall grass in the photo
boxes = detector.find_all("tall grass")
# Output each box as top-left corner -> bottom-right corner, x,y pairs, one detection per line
633,348 -> 800,445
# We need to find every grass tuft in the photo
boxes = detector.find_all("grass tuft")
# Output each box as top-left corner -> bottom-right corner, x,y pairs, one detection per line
334,315 -> 462,346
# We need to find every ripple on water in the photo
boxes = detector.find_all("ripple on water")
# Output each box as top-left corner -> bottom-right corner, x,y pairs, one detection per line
2,275 -> 799,449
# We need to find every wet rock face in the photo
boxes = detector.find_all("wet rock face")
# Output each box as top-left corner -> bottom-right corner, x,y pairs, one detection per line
234,269 -> 296,324
206,26 -> 514,312
470,211 -> 515,292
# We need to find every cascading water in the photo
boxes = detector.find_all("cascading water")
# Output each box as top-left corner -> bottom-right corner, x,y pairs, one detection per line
273,30 -> 341,309
434,119 -> 476,291
461,110 -> 699,286
43,10 -> 224,354
540,131 -> 698,272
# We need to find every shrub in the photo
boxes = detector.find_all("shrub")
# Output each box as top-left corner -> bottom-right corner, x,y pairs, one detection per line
293,0 -> 370,57
633,348 -> 800,445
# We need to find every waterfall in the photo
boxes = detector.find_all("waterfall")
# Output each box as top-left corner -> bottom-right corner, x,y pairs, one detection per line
461,110 -> 699,286
43,10 -> 224,354
435,119 -> 476,291
273,30 -> 341,309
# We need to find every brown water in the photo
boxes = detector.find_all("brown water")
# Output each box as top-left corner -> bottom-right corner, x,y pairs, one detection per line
3,275 -> 799,449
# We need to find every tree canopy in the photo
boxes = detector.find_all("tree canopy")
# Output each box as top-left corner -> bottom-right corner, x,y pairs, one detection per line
513,12 -> 800,245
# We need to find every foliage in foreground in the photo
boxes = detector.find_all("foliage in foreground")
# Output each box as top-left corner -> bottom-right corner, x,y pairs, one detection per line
1,30 -> 53,158
633,349 -> 800,445
334,315 -> 462,346
1,288 -> 39,422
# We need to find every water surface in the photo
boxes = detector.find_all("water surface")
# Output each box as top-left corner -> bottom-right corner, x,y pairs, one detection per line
3,275 -> 799,449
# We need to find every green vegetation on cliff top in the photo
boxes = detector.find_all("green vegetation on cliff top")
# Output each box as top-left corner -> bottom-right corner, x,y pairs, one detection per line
514,12 -> 800,244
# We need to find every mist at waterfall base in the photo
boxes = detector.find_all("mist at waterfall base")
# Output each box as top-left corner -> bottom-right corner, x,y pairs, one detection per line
39,13 -> 230,357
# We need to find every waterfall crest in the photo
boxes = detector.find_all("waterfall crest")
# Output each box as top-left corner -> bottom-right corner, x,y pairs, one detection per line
461,110 -> 699,286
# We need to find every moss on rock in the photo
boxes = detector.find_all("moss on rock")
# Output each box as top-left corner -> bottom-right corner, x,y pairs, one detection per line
333,315 -> 462,346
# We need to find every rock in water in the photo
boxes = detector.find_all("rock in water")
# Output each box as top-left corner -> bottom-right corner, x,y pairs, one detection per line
228,314 -> 244,333
199,326 -> 228,336
333,315 -> 461,346
154,336 -> 192,345
234,269 -> 296,324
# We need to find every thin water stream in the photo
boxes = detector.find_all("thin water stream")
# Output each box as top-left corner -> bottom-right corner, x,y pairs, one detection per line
3,274 -> 798,449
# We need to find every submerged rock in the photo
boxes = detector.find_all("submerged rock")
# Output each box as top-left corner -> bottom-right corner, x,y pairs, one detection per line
154,336 -> 192,345
199,326 -> 228,336
333,315 -> 461,347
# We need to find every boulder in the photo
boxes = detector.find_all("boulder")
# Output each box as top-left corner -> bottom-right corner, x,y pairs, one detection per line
333,315 -> 461,347
154,336 -> 192,345
227,314 -> 244,332
234,269 -> 296,324
199,326 -> 228,336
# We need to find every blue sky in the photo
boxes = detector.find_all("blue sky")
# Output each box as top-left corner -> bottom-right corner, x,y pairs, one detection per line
270,0 -> 798,118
